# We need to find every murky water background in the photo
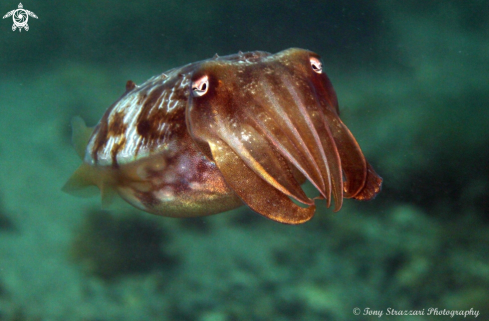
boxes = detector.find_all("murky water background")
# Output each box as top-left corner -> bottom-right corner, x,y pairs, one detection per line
0,1 -> 488,320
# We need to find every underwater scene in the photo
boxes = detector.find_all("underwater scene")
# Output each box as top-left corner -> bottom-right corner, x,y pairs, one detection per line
0,0 -> 488,320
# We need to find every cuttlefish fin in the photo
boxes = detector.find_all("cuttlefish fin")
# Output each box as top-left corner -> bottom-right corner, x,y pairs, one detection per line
62,163 -> 99,197
63,116 -> 118,208
62,163 -> 117,206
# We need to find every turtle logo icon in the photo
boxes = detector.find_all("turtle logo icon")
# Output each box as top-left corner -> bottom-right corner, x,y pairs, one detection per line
3,3 -> 38,32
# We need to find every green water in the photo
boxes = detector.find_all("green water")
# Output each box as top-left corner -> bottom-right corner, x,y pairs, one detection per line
0,1 -> 488,320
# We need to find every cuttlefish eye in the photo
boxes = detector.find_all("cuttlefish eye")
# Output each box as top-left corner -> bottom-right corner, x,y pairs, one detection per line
310,57 -> 322,74
192,75 -> 209,96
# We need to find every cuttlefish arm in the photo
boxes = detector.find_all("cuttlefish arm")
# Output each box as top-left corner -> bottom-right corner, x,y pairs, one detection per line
187,48 -> 381,224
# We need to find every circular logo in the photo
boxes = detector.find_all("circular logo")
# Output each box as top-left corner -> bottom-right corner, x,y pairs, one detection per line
2,3 -> 38,32
13,9 -> 28,28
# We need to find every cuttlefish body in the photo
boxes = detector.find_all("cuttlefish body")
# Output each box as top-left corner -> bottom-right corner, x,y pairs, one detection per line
63,48 -> 382,224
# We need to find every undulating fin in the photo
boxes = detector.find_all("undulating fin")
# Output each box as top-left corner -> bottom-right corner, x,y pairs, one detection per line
62,162 -> 118,208
62,163 -> 100,198
66,117 -> 132,209
71,116 -> 94,160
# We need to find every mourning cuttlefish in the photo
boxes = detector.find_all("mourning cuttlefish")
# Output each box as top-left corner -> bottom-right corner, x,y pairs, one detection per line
63,48 -> 382,224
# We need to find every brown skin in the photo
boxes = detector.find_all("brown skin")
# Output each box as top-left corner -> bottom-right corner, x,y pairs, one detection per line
187,48 -> 382,224
65,48 -> 382,224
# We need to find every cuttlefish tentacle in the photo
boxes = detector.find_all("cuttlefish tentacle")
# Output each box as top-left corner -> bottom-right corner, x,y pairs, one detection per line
279,74 -> 342,210
214,113 -> 312,206
187,99 -> 317,223
208,135 -> 316,224
255,76 -> 332,205
187,56 -> 352,222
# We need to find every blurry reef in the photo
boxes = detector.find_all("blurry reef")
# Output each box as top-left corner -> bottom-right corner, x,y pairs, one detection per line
0,0 -> 488,320
70,210 -> 178,280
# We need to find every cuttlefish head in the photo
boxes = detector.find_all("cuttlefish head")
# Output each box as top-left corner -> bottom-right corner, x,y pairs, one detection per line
186,48 -> 382,224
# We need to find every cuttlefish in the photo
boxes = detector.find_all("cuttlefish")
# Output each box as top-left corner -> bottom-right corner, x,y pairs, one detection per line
63,48 -> 382,224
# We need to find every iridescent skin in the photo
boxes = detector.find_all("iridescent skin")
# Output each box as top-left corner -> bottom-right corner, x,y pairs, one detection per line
63,48 -> 382,224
